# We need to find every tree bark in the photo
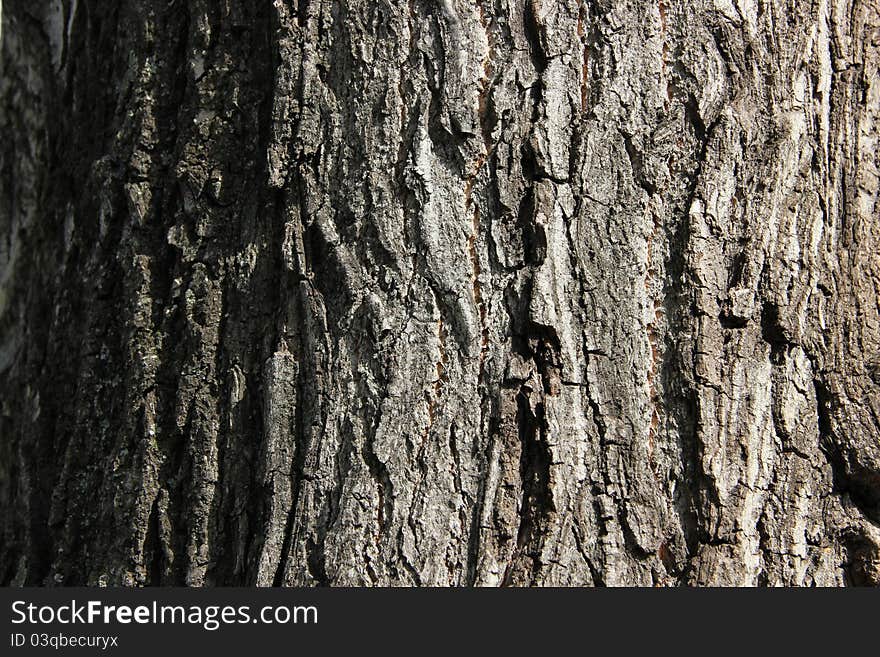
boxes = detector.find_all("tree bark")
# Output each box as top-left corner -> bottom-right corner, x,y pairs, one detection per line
1,0 -> 878,586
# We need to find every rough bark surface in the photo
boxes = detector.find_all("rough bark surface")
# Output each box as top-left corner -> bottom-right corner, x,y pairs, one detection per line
1,0 -> 879,586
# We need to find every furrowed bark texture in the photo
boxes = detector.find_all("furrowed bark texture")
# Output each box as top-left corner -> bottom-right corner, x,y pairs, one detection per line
1,0 -> 878,586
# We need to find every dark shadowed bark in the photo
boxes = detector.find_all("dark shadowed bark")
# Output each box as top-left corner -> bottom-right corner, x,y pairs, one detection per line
1,0 -> 879,586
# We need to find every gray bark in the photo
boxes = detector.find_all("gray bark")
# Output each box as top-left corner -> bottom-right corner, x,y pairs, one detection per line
0,0 -> 878,586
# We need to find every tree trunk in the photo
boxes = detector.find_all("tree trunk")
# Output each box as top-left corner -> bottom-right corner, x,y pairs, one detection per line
1,0 -> 878,587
